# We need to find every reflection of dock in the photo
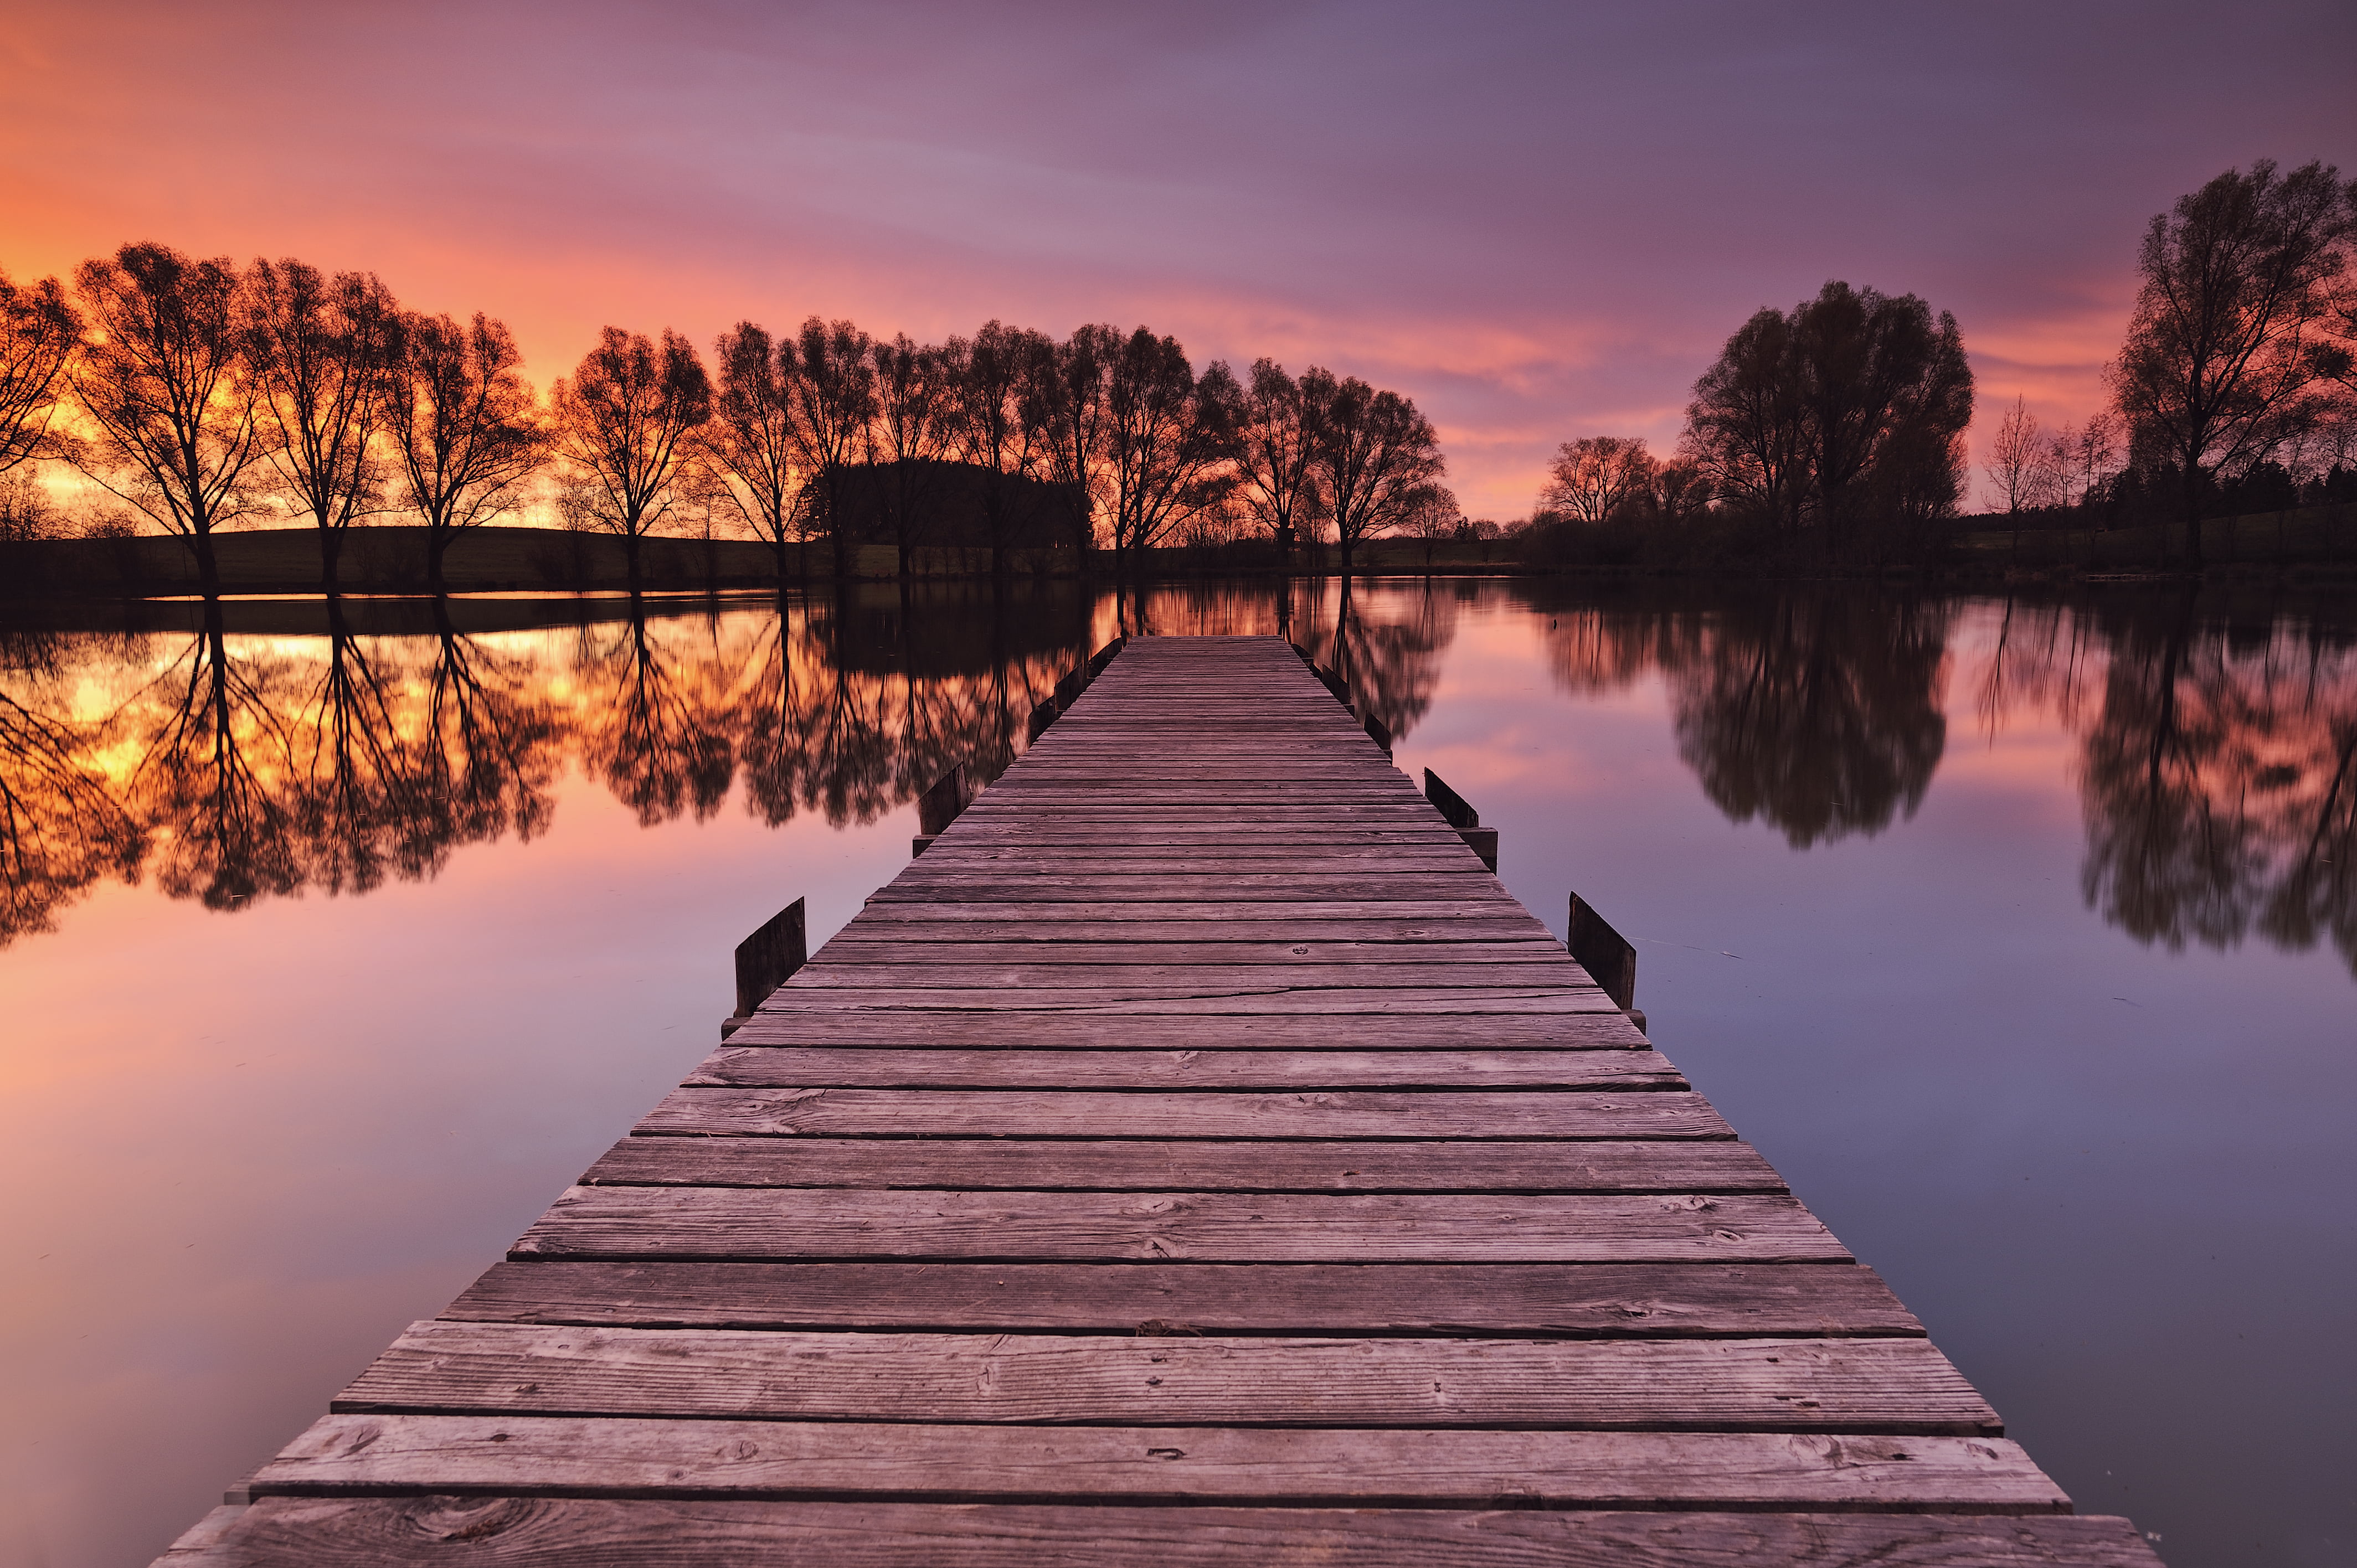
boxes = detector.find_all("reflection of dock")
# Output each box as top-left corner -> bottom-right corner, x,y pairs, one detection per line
158,636 -> 2158,1565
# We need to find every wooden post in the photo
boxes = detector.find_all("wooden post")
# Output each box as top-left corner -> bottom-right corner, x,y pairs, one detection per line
1423,769 -> 1498,871
722,898 -> 806,1039
1362,709 -> 1392,754
1088,635 -> 1128,676
1567,890 -> 1638,1019
1314,663 -> 1350,704
1026,697 -> 1057,742
1054,665 -> 1087,710
912,762 -> 969,857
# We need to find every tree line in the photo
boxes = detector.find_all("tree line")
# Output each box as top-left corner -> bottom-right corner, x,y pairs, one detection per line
0,243 -> 1450,595
1531,157 -> 2357,571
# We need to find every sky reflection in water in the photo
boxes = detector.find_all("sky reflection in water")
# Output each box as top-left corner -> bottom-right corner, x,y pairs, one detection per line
1,579 -> 2350,1568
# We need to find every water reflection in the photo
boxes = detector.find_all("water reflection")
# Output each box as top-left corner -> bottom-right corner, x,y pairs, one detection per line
0,583 -> 1092,946
2,578 -> 2354,978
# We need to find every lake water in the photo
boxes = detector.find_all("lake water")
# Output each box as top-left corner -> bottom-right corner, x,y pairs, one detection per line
2,577 -> 2350,1568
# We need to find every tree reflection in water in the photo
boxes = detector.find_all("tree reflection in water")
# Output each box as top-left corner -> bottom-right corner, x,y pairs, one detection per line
0,628 -> 145,940
1,581 -> 2352,979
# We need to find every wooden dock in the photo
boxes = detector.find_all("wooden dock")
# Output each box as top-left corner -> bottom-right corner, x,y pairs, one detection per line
159,635 -> 2161,1565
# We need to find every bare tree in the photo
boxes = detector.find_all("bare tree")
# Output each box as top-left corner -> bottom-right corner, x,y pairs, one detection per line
1022,324 -> 1117,562
1102,328 -> 1242,566
1306,369 -> 1445,576
69,244 -> 270,596
550,327 -> 712,589
866,333 -> 958,579
2111,158 -> 2357,568
1399,482 -> 1462,571
0,267 -> 81,477
1984,396 -> 2045,514
244,259 -> 402,595
783,317 -> 875,580
1541,436 -> 1658,521
1234,359 -> 1320,566
706,321 -> 805,586
386,311 -> 545,592
944,321 -> 1053,579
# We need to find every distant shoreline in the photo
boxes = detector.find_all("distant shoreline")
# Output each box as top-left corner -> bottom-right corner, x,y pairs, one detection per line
4,519 -> 2355,602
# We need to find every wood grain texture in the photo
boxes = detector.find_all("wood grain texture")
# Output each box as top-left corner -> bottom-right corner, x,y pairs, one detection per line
337,1323 -> 2000,1433
576,1137 -> 1782,1192
252,1415 -> 2062,1510
684,1048 -> 1681,1090
720,1012 -> 1651,1049
635,1087 -> 1736,1140
447,1261 -> 1921,1337
177,1500 -> 2167,1566
509,1188 -> 1845,1264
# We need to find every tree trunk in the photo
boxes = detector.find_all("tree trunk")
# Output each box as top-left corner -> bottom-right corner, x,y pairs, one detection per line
320,525 -> 343,597
623,528 -> 643,591
2180,466 -> 2206,571
428,529 -> 451,594
191,528 -> 222,597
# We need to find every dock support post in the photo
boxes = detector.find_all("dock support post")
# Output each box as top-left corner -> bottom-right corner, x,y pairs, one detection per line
912,762 -> 970,857
721,898 -> 806,1039
1568,890 -> 1643,1033
1422,768 -> 1499,871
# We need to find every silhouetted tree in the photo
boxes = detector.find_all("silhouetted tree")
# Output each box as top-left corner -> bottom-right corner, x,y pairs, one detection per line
551,327 -> 712,587
706,321 -> 808,585
1306,368 -> 1445,576
1791,282 -> 1973,558
1235,359 -> 1321,566
1024,324 -> 1116,562
69,245 -> 270,596
244,260 -> 402,596
0,267 -> 81,477
1682,307 -> 1809,537
1398,483 -> 1461,571
387,311 -> 545,591
2111,159 -> 2357,568
780,318 -> 876,580
866,333 -> 958,577
1541,436 -> 1656,522
944,321 -> 1053,579
1984,396 -> 2046,516
1102,328 -> 1242,566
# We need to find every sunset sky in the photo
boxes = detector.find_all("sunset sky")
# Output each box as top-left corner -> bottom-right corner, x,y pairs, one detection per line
5,0 -> 2353,518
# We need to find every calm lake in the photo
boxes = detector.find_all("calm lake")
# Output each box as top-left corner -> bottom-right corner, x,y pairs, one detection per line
2,577 -> 2350,1568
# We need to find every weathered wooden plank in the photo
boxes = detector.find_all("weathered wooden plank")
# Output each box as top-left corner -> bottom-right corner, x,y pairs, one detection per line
636,1088 -> 1735,1140
448,1260 -> 1918,1337
785,962 -> 1596,993
196,1503 -> 2169,1568
337,1323 -> 2001,1432
251,1415 -> 2061,1510
509,1189 -> 1846,1263
721,1013 -> 1648,1049
815,938 -> 1574,964
872,878 -> 1509,904
686,1048 -> 1677,1089
839,891 -> 1536,919
835,906 -> 1557,935
578,1136 -> 1783,1193
754,988 -> 1618,1015
907,852 -> 1486,874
